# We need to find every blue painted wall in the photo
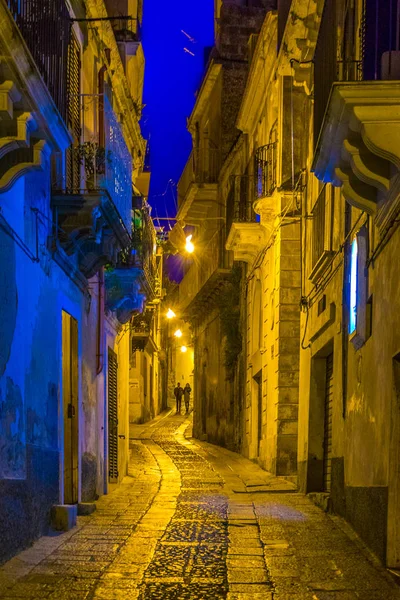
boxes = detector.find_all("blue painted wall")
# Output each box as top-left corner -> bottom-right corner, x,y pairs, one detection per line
0,168 -> 83,563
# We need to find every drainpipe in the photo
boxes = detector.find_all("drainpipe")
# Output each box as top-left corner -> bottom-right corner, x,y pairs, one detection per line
96,268 -> 104,375
98,64 -> 107,149
96,63 -> 107,375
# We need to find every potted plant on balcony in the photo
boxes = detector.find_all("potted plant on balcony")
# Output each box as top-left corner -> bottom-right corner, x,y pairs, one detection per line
74,141 -> 112,190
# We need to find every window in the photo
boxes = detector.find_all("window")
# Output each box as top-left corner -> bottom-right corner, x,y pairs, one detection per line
348,226 -> 369,349
309,184 -> 335,283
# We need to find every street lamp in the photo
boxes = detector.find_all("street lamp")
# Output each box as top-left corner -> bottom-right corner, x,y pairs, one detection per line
181,346 -> 187,353
166,308 -> 176,319
174,329 -> 183,338
185,235 -> 194,254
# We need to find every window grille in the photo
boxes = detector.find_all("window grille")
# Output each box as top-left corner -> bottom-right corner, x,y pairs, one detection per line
309,184 -> 335,283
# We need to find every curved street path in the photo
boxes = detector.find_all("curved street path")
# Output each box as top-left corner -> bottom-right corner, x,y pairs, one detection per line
0,412 -> 399,599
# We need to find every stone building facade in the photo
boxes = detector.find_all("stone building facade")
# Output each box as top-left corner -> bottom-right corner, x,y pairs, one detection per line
295,0 -> 400,567
0,0 -> 161,564
175,0 -> 276,451
174,0 -> 400,567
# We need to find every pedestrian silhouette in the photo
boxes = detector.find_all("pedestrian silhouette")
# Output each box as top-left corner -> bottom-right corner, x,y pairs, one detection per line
183,383 -> 191,414
174,382 -> 183,414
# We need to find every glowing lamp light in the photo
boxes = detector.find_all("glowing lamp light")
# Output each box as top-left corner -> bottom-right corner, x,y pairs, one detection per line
349,237 -> 358,334
185,235 -> 194,254
181,346 -> 187,353
166,308 -> 176,319
174,329 -> 183,338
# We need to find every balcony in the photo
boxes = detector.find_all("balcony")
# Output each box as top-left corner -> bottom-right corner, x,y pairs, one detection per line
52,94 -> 133,278
225,173 -> 269,264
130,204 -> 162,302
179,227 -> 232,320
104,203 -> 162,323
130,310 -> 157,353
0,3 -> 71,193
312,81 -> 400,232
6,0 -> 70,120
105,264 -> 146,325
254,142 -> 277,202
226,174 -> 256,233
111,17 -> 141,43
177,143 -> 220,225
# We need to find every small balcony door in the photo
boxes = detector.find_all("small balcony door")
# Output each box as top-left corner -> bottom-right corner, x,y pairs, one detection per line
62,311 -> 79,504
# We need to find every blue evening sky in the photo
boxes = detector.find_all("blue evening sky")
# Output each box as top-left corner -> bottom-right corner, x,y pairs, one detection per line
141,0 -> 214,220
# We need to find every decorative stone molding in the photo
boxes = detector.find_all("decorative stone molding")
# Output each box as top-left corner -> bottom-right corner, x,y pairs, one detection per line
253,195 -> 276,231
312,82 -> 400,229
226,223 -> 269,264
0,140 -> 51,193
105,267 -> 146,325
52,190 -> 131,279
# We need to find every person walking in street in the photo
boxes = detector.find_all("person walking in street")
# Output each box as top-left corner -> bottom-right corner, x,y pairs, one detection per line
174,382 -> 183,414
183,383 -> 191,414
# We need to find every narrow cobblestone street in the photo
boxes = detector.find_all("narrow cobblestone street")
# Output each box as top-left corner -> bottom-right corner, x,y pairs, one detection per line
1,412 -> 399,600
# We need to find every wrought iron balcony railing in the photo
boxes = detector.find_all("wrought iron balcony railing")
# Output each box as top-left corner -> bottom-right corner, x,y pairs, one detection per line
226,175 -> 256,234
254,142 -> 277,200
6,0 -> 70,120
111,16 -> 141,43
178,143 -> 221,206
126,204 -> 162,300
336,60 -> 363,82
59,94 -> 133,232
130,310 -> 157,352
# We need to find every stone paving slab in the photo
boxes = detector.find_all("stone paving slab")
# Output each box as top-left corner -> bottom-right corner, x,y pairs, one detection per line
0,413 -> 400,599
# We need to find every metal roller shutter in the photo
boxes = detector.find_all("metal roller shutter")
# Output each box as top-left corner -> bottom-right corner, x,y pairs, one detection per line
108,348 -> 119,484
323,353 -> 334,493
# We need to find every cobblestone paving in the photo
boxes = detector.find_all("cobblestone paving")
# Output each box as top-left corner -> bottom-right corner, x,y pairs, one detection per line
0,412 -> 400,599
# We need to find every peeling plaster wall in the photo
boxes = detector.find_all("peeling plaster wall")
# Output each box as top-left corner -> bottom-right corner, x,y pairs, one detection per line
0,170 -> 84,563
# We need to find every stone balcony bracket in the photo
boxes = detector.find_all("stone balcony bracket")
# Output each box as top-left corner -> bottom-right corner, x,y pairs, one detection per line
51,191 -> 131,280
312,82 -> 400,231
105,267 -> 146,325
253,195 -> 276,226
0,139 -> 51,193
226,222 -> 270,264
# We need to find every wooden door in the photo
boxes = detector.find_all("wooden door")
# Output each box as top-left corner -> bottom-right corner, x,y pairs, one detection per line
108,348 -> 118,484
62,311 -> 79,504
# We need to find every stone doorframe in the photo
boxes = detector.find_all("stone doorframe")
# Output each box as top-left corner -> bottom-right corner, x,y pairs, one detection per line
306,338 -> 334,493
